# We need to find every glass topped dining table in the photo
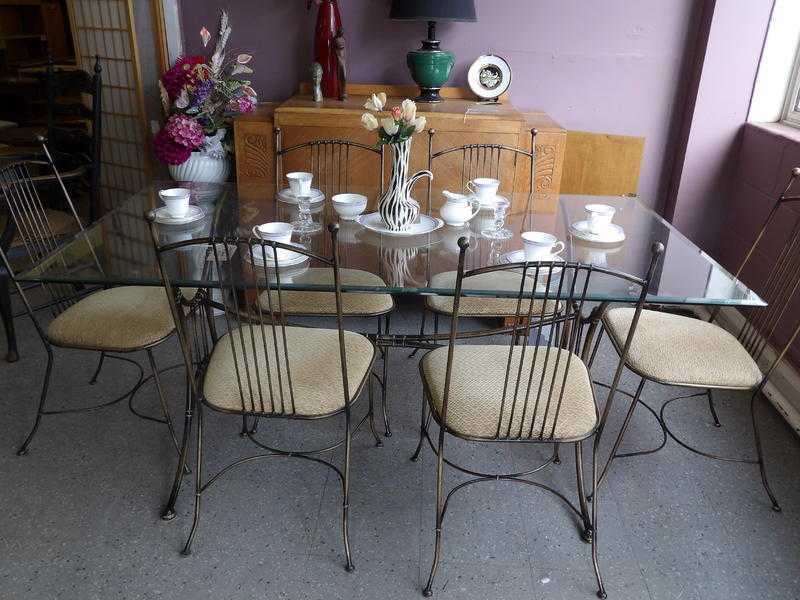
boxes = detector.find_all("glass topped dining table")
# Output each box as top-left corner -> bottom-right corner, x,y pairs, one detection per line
18,182 -> 763,310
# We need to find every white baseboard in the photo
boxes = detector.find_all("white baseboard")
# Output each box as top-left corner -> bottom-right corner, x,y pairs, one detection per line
696,306 -> 800,436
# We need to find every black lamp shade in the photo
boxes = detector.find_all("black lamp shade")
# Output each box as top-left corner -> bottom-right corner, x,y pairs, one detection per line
390,0 -> 476,22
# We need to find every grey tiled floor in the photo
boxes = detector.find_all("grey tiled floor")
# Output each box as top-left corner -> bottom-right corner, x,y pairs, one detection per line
1,297 -> 799,599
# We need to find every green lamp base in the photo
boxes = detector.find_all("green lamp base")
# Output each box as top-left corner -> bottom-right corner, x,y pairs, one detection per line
406,47 -> 455,103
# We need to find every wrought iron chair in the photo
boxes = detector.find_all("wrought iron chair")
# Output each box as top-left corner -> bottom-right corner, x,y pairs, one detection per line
0,150 -> 182,458
593,167 -> 800,513
412,236 -> 663,598
413,129 -> 544,351
273,129 -> 397,436
148,223 -> 380,567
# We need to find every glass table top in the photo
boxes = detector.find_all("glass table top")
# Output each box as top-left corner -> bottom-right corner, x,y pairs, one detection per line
17,183 -> 765,307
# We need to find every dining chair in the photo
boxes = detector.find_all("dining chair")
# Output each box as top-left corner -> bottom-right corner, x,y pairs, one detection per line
413,129 -> 542,350
593,166 -> 800,512
273,129 -> 396,436
412,236 -> 664,598
148,222 -> 380,569
0,149 -> 182,458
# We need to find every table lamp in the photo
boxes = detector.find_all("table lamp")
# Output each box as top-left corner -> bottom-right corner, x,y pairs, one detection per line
390,0 -> 477,103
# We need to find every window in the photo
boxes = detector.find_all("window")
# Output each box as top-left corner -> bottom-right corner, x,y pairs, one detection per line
782,47 -> 800,126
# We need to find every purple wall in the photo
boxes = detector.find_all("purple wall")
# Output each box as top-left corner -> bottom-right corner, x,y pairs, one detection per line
665,0 -> 774,253
179,0 -> 697,206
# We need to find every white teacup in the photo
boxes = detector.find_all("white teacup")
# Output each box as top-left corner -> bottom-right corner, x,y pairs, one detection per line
521,231 -> 565,262
467,177 -> 500,205
286,172 -> 313,197
159,187 -> 191,218
332,193 -> 368,221
255,221 -> 294,261
585,203 -> 616,235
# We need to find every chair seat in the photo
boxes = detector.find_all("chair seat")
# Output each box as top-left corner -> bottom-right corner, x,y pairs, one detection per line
203,325 -> 375,417
7,208 -> 79,249
425,270 -> 560,317
603,307 -> 763,389
421,345 -> 597,440
47,286 -> 176,351
258,268 -> 393,316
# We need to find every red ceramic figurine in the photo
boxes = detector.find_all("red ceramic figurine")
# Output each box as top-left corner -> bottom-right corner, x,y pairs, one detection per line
308,0 -> 343,99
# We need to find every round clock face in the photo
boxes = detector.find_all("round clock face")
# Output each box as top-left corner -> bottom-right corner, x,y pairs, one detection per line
468,55 -> 512,100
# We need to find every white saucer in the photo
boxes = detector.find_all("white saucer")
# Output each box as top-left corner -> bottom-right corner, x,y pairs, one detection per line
151,205 -> 205,226
356,212 -> 444,237
500,251 -> 565,274
476,193 -> 510,208
277,187 -> 325,205
569,220 -> 625,244
243,242 -> 309,268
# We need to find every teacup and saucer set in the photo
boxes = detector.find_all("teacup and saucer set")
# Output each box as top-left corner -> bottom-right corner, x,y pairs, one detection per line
500,231 -> 566,272
276,171 -> 325,206
152,188 -> 206,226
569,203 -> 625,244
247,221 -> 309,268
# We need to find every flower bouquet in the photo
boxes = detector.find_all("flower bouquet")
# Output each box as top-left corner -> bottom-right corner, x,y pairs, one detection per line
153,10 -> 257,183
361,92 -> 432,231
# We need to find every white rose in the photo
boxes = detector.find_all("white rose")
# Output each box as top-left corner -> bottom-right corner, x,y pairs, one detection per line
400,99 -> 417,122
413,115 -> 427,133
364,92 -> 387,112
381,117 -> 400,136
361,112 -> 379,131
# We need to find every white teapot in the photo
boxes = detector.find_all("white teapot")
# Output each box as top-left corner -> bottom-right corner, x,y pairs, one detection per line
440,190 -> 481,227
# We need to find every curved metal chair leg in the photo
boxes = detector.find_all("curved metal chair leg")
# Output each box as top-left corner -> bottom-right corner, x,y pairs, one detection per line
707,389 -> 721,427
381,314 -> 392,437
751,392 -> 781,512
591,442 -> 607,599
147,349 -> 190,476
181,400 -> 203,555
0,273 -> 19,363
17,349 -> 54,455
88,351 -> 106,385
162,374 -> 194,521
342,418 -> 355,572
575,441 -> 592,543
423,437 -> 446,597
410,394 -> 428,462
367,372 -> 382,447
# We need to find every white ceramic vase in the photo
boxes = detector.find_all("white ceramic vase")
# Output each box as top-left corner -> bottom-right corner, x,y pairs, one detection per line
169,152 -> 231,184
378,139 -> 432,231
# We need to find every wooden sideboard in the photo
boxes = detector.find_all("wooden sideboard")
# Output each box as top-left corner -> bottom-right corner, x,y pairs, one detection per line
234,85 -> 566,212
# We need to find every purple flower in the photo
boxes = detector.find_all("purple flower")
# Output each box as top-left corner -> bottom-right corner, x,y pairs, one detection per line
191,79 -> 214,109
228,95 -> 255,114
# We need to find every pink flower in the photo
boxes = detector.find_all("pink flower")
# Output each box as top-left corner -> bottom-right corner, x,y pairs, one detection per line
164,114 -> 205,149
390,106 -> 402,120
153,128 -> 192,165
160,55 -> 205,101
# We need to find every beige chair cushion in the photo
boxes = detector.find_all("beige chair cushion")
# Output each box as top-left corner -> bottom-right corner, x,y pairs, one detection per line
421,345 -> 597,440
425,270 -> 560,317
258,268 -> 393,316
603,307 -> 763,389
203,325 -> 374,416
47,286 -> 176,351
8,208 -> 79,248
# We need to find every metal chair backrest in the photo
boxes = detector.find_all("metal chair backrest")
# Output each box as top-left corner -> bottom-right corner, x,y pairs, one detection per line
437,238 -> 664,441
0,141 -> 101,320
274,129 -> 385,199
426,128 -> 537,215
148,222 -> 357,417
717,167 -> 800,382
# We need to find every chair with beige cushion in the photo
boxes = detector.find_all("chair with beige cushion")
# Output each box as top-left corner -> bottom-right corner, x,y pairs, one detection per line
150,223 -> 380,568
595,167 -> 800,513
273,131 -> 396,436
412,235 -> 663,598
0,149 -> 183,458
416,129 -> 548,346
